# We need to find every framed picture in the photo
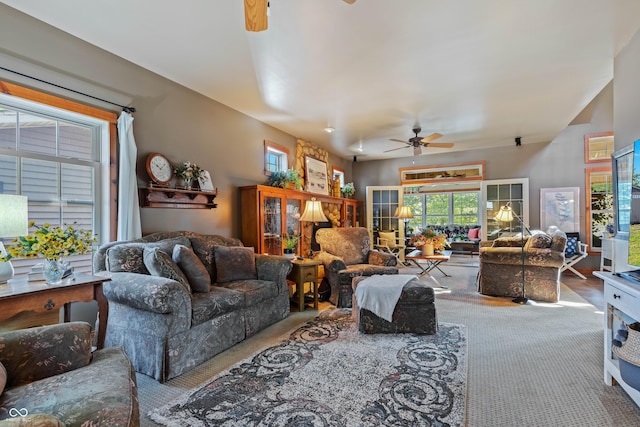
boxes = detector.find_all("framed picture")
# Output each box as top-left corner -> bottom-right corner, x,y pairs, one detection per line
305,156 -> 329,195
540,187 -> 580,232
198,170 -> 215,191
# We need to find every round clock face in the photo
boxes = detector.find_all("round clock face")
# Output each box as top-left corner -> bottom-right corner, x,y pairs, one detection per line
146,153 -> 174,185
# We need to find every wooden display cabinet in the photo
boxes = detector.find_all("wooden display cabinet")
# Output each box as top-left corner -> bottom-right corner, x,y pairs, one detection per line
240,185 -> 359,256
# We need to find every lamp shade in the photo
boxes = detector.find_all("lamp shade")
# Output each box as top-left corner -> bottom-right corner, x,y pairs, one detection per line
394,206 -> 414,220
0,195 -> 28,237
494,203 -> 514,223
300,198 -> 328,223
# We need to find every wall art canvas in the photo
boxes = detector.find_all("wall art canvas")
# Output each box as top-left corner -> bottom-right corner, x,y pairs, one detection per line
540,187 -> 580,232
305,156 -> 329,195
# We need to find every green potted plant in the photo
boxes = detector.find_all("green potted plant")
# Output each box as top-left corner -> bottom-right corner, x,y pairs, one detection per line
282,234 -> 299,258
342,182 -> 355,198
266,169 -> 303,190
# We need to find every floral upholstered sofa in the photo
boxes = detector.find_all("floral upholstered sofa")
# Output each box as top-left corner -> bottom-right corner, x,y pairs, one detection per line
314,227 -> 399,308
478,230 -> 567,302
94,231 -> 291,382
0,322 -> 139,426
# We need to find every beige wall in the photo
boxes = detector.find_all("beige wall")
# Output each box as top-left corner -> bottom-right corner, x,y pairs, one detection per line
0,4 -> 351,240
615,30 -> 640,152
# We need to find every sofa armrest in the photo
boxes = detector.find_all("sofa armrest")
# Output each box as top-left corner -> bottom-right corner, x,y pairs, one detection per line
102,272 -> 191,315
367,249 -> 398,266
0,322 -> 92,388
313,251 -> 347,272
255,254 -> 292,285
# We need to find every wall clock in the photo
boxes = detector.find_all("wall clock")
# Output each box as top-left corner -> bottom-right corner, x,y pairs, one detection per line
146,152 -> 174,186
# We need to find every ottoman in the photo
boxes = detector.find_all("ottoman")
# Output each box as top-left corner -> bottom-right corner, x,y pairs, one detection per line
352,275 -> 438,334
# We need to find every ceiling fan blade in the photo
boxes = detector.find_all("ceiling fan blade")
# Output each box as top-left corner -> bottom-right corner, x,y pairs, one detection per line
389,138 -> 410,144
413,145 -> 422,156
424,142 -> 455,148
384,146 -> 409,153
420,132 -> 443,143
245,0 -> 268,32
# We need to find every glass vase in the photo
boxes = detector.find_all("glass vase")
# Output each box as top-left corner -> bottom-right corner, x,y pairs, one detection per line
43,259 -> 66,285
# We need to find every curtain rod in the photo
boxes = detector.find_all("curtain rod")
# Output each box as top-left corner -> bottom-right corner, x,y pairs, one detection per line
0,66 -> 136,114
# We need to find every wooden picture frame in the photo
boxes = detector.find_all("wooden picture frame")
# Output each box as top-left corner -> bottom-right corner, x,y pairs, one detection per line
198,170 -> 215,191
305,156 -> 329,195
540,187 -> 580,232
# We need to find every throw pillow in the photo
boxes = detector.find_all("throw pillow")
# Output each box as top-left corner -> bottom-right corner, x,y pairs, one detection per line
214,246 -> 257,283
467,228 -> 480,240
378,231 -> 397,247
143,247 -> 191,293
107,236 -> 191,273
565,237 -> 578,257
525,233 -> 552,249
0,360 -> 6,396
173,244 -> 211,293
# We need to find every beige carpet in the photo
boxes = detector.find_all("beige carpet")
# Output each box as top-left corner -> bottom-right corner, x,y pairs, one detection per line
136,260 -> 640,426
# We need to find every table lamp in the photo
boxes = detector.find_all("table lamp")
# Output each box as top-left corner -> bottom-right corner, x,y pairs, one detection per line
0,195 -> 28,283
300,197 -> 328,257
394,206 -> 413,229
494,202 -> 528,304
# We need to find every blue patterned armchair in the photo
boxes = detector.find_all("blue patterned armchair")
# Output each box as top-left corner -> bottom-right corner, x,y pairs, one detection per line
94,231 -> 292,382
314,227 -> 399,308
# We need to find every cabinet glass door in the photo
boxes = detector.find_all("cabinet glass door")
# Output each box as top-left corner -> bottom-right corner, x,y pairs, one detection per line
285,198 -> 302,256
262,194 -> 282,255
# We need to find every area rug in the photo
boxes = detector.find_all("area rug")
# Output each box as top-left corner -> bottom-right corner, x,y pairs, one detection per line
148,309 -> 467,426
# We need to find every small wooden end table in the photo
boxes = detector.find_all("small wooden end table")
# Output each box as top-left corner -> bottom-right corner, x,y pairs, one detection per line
0,273 -> 110,349
405,249 -> 452,288
287,259 -> 319,311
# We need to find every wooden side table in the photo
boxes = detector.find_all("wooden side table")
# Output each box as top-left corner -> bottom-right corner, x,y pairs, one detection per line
287,259 -> 319,311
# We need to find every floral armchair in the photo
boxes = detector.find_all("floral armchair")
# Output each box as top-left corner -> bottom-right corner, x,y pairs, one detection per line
314,227 -> 399,307
0,322 -> 139,426
478,230 -> 567,302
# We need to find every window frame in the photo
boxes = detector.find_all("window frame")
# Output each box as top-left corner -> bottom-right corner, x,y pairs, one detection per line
586,165 -> 613,253
264,140 -> 289,175
0,81 -> 118,246
584,132 -> 614,164
331,166 -> 345,188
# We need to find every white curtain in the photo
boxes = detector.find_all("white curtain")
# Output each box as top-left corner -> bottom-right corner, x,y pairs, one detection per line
116,111 -> 142,240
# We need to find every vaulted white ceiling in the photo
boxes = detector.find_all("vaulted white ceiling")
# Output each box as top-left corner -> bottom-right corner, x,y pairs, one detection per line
3,0 -> 640,160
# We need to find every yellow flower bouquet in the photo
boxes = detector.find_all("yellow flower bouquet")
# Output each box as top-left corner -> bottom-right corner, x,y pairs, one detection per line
1,221 -> 96,262
409,228 -> 448,252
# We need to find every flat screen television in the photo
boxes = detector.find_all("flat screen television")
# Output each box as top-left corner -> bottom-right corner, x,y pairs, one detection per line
612,140 -> 640,280
629,139 -> 640,268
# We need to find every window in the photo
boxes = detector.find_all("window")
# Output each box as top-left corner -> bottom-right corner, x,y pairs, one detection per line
585,132 -> 614,164
403,191 -> 480,231
481,178 -> 529,240
0,89 -> 112,276
331,166 -> 345,188
264,140 -> 289,174
586,167 -> 613,251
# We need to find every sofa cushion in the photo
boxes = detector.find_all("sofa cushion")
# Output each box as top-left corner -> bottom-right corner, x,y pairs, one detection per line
143,247 -> 191,293
0,323 -> 92,388
173,244 -> 211,293
468,228 -> 480,239
219,279 -> 279,307
492,236 -> 528,248
189,235 -> 243,283
214,246 -> 257,283
106,236 -> 191,274
191,286 -> 245,325
525,233 -> 552,249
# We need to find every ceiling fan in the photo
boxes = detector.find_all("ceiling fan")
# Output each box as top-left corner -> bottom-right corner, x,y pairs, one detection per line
245,0 -> 356,32
385,126 -> 454,156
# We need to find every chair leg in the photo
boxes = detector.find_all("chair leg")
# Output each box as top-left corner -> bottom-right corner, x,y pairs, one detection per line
563,265 -> 587,280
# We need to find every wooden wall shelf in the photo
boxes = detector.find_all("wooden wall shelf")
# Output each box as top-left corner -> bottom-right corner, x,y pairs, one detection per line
139,187 -> 218,209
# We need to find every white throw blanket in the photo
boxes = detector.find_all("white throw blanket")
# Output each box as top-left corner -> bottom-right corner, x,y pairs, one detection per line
354,274 -> 418,322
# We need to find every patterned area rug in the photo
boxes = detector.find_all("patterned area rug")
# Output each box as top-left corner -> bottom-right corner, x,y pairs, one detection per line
149,309 -> 467,426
